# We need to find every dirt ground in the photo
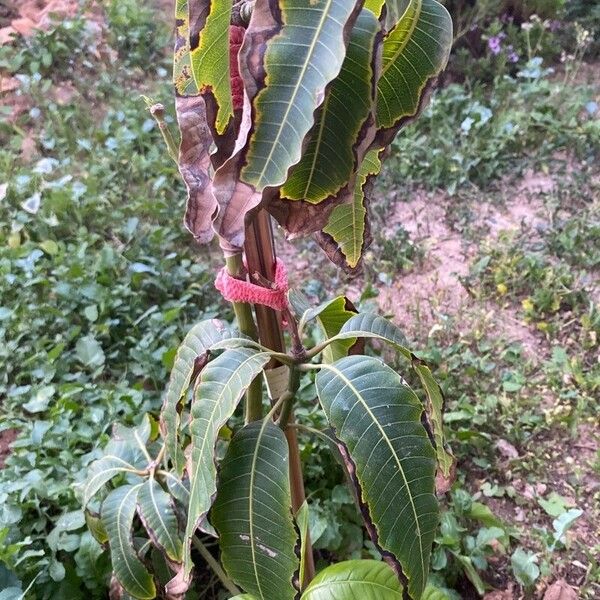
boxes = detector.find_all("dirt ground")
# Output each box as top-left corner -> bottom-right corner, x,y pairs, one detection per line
277,164 -> 600,598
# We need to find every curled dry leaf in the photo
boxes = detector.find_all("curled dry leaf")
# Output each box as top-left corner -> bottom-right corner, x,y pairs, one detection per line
543,579 -> 578,600
166,566 -> 192,600
176,95 -> 218,244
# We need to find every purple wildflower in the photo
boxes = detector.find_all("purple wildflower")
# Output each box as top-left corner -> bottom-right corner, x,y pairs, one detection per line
507,45 -> 519,63
488,36 -> 502,55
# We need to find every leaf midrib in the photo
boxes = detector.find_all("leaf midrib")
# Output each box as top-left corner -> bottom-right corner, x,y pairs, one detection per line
255,0 -> 336,188
380,0 -> 421,78
320,362 -> 426,585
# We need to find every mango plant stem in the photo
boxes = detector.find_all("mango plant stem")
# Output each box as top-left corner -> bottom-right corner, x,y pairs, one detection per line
192,536 -> 240,596
224,253 -> 263,422
243,209 -> 316,585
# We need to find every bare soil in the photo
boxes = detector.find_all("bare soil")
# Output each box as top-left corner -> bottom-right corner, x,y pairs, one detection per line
0,428 -> 17,468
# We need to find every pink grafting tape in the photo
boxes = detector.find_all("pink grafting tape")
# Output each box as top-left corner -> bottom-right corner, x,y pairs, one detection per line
215,258 -> 289,312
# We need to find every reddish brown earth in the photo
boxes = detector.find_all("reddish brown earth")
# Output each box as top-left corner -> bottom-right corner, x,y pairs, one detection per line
0,428 -> 17,468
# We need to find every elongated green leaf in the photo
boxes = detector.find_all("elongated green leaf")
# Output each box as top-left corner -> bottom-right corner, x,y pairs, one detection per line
375,0 -> 452,140
301,560 -> 403,599
137,479 -> 183,563
413,362 -> 454,479
161,319 -> 236,474
316,356 -> 438,599
102,485 -> 156,599
316,0 -> 452,272
319,312 -> 412,361
81,442 -> 141,508
280,9 -> 380,204
211,421 -> 299,599
317,147 -> 381,272
317,313 -> 453,480
183,347 -> 271,575
164,472 -> 190,505
296,502 -> 310,591
239,0 -> 362,191
189,0 -> 234,134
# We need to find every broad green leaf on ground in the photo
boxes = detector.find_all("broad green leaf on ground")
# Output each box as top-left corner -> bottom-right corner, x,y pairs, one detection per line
137,479 -> 183,563
183,347 -> 271,575
211,421 -> 299,599
301,560 -> 403,599
189,0 -> 234,134
280,9 -> 380,205
317,147 -> 382,272
511,548 -> 540,588
317,312 -> 412,361
173,0 -> 199,96
413,362 -> 454,480
239,0 -> 363,192
102,485 -> 156,599
160,319 -> 236,474
315,356 -> 438,599
375,0 -> 453,145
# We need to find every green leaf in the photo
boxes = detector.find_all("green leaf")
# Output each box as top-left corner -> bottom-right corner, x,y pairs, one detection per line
299,295 -> 359,363
375,0 -> 453,138
315,356 -> 438,599
183,347 -> 271,575
296,502 -> 310,591
280,9 -> 380,204
161,319 -> 237,474
413,362 -> 454,478
163,472 -> 190,505
211,421 -> 299,600
453,554 -> 486,596
422,581 -> 461,600
137,479 -> 183,563
320,312 -> 412,360
239,0 -> 362,191
318,147 -> 381,272
85,510 -> 108,544
189,0 -> 234,133
315,0 -> 452,270
538,492 -> 571,518
301,560 -> 403,599
80,442 -> 141,508
511,548 -> 540,589
75,335 -> 105,368
102,485 -> 156,599
552,508 -> 582,548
